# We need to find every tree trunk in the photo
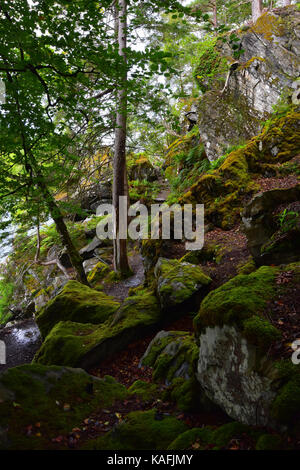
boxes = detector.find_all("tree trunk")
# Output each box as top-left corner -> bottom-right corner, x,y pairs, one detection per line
252,0 -> 263,22
113,0 -> 131,276
212,1 -> 218,32
30,155 -> 89,285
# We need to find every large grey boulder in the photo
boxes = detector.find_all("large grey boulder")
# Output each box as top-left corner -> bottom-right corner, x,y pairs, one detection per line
197,7 -> 300,160
194,264 -> 300,429
197,325 -> 277,427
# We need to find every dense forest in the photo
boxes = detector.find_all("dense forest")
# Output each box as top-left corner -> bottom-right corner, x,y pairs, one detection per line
0,0 -> 299,453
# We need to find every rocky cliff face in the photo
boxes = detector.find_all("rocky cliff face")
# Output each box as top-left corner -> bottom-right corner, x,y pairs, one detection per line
197,6 -> 300,160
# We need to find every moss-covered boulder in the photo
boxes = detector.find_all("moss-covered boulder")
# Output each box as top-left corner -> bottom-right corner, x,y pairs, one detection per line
154,258 -> 211,312
128,380 -> 160,402
128,155 -> 158,182
168,422 -> 284,450
194,265 -> 278,337
34,290 -> 161,368
82,409 -> 187,450
194,265 -> 300,429
141,330 -> 213,412
35,280 -> 119,338
87,261 -> 110,286
260,227 -> 300,266
142,331 -> 198,384
241,184 -> 300,263
255,433 -> 284,451
180,243 -> 225,265
0,364 -> 127,450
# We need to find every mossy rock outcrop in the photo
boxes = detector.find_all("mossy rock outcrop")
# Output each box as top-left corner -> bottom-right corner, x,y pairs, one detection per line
154,258 -> 212,312
0,364 -> 127,450
194,265 -> 278,338
180,243 -> 226,265
35,280 -> 120,338
181,108 -> 300,229
34,290 -> 161,368
260,227 -> 300,266
141,330 -> 213,412
196,7 -> 300,160
194,264 -> 300,429
128,155 -> 158,182
241,184 -> 300,264
82,409 -> 187,450
87,261 -> 110,286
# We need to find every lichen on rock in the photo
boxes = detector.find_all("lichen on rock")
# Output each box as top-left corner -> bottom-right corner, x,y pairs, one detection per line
154,258 -> 211,311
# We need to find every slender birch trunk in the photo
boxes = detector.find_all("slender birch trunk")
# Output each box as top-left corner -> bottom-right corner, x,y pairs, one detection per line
30,155 -> 89,285
252,0 -> 263,23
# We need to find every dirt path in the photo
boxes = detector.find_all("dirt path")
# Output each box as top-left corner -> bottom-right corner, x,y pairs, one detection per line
103,250 -> 145,301
155,178 -> 171,202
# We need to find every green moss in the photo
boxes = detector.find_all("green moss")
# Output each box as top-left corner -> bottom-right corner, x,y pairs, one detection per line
236,257 -> 256,275
142,331 -> 198,383
168,421 -> 259,450
35,280 -> 120,338
180,107 -> 300,229
271,366 -> 300,424
194,266 -> 278,335
194,38 -> 227,93
213,422 -> 253,448
141,331 -> 205,412
142,331 -> 186,368
167,378 -> 202,412
34,288 -> 47,299
81,409 -> 187,450
87,262 -> 109,286
179,243 -> 223,265
155,258 -> 212,309
243,315 -> 281,351
255,434 -> 283,450
252,12 -> 285,42
0,364 -> 127,450
34,290 -> 161,367
128,380 -> 159,401
241,56 -> 266,69
167,427 -> 213,450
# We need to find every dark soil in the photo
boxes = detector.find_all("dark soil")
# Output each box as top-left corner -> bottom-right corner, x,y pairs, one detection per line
268,269 -> 300,361
202,226 -> 250,289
